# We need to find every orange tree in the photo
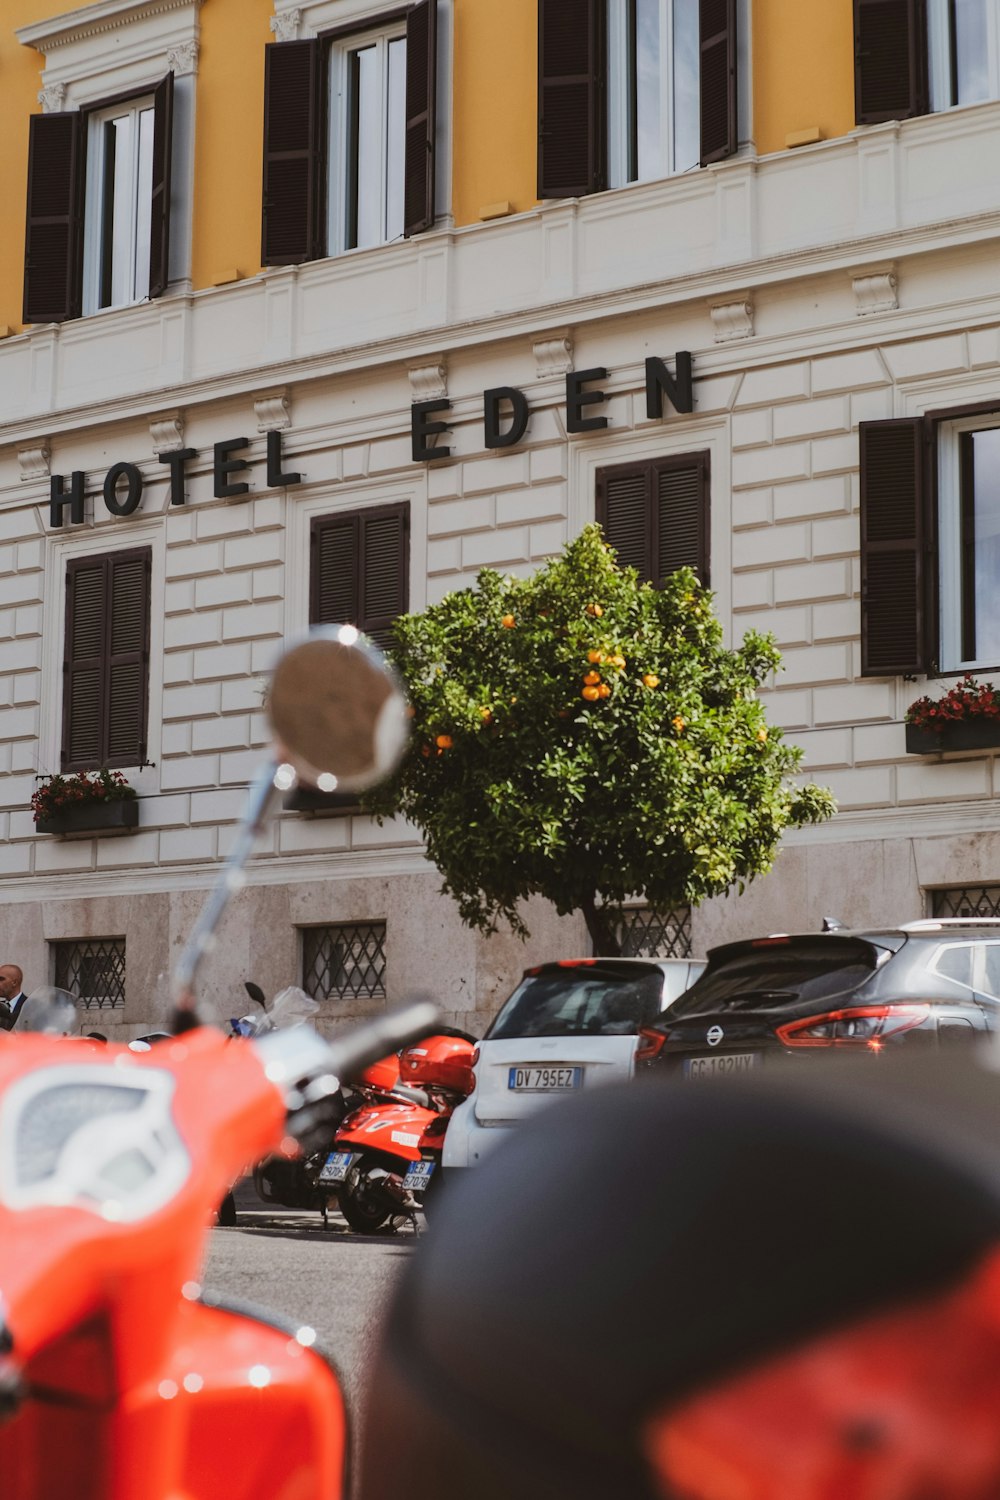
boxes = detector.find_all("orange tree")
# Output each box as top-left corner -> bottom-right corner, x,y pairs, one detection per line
369,525 -> 835,955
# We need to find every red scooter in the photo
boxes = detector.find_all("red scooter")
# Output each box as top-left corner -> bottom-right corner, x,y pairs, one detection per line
320,1031 -> 476,1232
0,626 -> 431,1500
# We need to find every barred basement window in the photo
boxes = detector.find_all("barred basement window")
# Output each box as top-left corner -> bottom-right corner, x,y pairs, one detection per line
614,906 -> 692,958
52,938 -> 126,1011
302,922 -> 387,1000
930,886 -> 1000,919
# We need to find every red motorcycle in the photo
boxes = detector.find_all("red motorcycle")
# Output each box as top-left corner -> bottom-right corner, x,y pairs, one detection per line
0,626 -> 431,1500
320,1031 -> 476,1233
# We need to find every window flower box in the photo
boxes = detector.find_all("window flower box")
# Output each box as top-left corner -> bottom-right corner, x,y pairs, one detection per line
283,786 -> 360,817
905,675 -> 1000,755
32,769 -> 139,838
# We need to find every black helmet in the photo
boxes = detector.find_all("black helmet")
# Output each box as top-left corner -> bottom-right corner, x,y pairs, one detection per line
357,1054 -> 1000,1500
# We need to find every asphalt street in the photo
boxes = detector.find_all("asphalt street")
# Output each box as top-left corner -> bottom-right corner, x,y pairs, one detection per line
202,1182 -> 418,1409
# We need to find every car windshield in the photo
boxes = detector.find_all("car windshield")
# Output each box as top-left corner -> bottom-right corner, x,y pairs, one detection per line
487,966 -> 665,1039
668,938 -> 881,1017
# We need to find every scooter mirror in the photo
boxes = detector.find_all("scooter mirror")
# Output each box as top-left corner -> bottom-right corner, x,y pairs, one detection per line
267,626 -> 409,793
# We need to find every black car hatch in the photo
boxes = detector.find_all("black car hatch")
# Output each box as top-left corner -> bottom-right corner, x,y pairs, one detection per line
668,935 -> 885,1021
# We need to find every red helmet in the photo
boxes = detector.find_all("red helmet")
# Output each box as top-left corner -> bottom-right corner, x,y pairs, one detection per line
357,1053 -> 1000,1500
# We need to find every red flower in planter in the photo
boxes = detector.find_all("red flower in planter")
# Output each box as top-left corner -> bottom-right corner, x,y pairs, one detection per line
32,768 -> 138,826
906,674 -> 1000,730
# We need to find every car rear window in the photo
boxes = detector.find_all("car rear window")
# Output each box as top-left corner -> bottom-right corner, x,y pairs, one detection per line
668,938 -> 882,1017
486,966 -> 665,1039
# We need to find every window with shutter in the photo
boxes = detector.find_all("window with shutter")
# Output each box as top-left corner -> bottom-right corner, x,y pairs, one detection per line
62,549 -> 151,771
557,0 -> 740,198
310,503 -> 410,651
859,418 -> 930,677
853,0 -> 1000,124
23,112 -> 84,325
596,454 -> 710,587
263,4 -> 440,265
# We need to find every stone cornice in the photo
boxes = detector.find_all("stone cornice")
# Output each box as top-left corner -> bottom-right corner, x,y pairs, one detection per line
17,0 -> 201,54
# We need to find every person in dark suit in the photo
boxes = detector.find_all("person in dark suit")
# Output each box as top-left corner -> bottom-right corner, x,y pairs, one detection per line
0,964 -> 28,1030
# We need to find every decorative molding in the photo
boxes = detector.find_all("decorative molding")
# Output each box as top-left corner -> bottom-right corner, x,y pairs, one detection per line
533,333 -> 574,376
17,0 -> 200,52
852,265 -> 898,316
38,82 -> 67,113
254,392 -> 292,432
407,360 -> 448,401
708,296 -> 754,342
167,37 -> 198,74
270,8 -> 302,41
18,442 -> 51,481
150,411 -> 185,453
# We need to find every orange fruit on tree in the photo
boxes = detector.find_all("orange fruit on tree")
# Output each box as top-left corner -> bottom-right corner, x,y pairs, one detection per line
583,670 -> 601,686
672,716 -> 686,735
643,674 -> 660,689
597,683 -> 611,698
587,649 -> 604,664
436,734 -> 453,749
479,708 -> 493,724
610,654 -> 626,669
501,614 -> 516,628
757,727 -> 768,742
581,685 -> 600,701
586,603 -> 604,618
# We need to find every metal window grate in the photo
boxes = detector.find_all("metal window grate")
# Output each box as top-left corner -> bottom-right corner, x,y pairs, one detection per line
302,922 -> 387,1001
931,886 -> 1000,919
52,938 -> 126,1011
614,907 -> 692,959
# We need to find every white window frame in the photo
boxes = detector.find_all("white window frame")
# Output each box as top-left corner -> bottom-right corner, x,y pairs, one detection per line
927,0 -> 1000,112
607,0 -> 701,188
82,94 -> 157,315
327,19 -> 408,256
936,411 -> 1000,673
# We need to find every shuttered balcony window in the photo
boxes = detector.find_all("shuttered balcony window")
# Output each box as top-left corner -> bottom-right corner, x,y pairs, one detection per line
24,77 -> 172,326
261,1 -> 437,268
310,503 -> 410,651
538,0 -> 738,200
595,453 -> 710,587
62,549 -> 151,772
854,0 -> 999,125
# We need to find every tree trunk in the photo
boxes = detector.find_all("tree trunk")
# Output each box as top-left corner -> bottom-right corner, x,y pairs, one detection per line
580,893 -> 622,957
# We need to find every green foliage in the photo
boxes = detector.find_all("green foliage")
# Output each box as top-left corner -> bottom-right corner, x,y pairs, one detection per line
368,525 -> 835,950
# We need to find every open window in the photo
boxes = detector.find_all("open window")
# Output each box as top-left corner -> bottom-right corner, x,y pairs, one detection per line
854,0 -> 1000,125
262,0 -> 438,266
859,408 -> 1000,676
537,0 -> 739,200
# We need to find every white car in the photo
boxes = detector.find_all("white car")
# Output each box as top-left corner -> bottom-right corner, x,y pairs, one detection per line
443,956 -> 705,1170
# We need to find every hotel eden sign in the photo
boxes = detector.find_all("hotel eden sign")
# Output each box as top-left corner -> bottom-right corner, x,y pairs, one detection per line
46,356 -> 693,529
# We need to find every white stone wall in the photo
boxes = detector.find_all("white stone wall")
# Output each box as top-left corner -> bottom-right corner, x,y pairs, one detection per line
4,101 -> 1000,1027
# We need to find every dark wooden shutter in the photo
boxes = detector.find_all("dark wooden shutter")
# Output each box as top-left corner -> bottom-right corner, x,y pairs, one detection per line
311,505 -> 409,652
262,39 -> 324,265
596,455 -> 709,587
23,111 -> 84,324
538,0 -> 606,199
63,549 -> 150,770
656,453 -> 710,586
699,0 -> 739,165
147,72 -> 174,299
854,0 -> 929,124
359,505 -> 410,649
859,418 -> 929,676
404,0 -> 437,237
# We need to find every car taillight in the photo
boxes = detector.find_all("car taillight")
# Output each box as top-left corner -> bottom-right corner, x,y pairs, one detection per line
635,1027 -> 668,1062
776,1003 -> 931,1050
471,1046 -> 479,1067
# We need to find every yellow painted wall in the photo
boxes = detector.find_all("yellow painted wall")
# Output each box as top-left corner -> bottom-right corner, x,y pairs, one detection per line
191,0 -> 273,289
452,0 -> 538,228
0,8 -> 47,335
753,0 -> 856,156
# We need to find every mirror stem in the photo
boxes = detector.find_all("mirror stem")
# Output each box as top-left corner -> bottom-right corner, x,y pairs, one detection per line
172,761 -> 291,1005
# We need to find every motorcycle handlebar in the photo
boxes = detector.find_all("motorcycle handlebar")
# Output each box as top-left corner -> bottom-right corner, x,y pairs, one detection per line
253,998 -> 440,1137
